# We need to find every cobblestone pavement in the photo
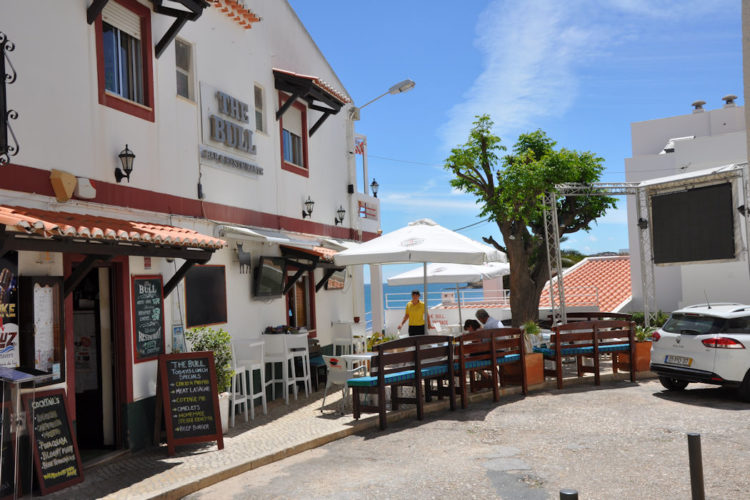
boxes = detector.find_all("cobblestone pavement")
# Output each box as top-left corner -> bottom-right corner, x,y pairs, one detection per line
187,379 -> 750,500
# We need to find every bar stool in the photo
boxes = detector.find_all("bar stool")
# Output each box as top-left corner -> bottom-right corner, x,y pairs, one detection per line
262,334 -> 297,404
287,333 -> 311,398
229,343 -> 249,427
246,340 -> 268,419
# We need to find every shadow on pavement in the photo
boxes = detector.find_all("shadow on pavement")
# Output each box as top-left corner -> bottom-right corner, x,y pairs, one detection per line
651,384 -> 750,410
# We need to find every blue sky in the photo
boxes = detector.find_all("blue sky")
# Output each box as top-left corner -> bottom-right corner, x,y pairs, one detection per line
289,0 -> 742,279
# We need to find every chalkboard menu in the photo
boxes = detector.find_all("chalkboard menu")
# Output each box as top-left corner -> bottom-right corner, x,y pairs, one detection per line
132,275 -> 165,361
154,352 -> 224,456
22,389 -> 83,495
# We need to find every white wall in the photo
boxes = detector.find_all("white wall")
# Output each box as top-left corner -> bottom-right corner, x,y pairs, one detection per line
626,104 -> 749,312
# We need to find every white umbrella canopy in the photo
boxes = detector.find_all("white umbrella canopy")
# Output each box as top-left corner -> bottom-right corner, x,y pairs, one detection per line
334,219 -> 508,331
333,219 -> 507,266
387,262 -> 510,326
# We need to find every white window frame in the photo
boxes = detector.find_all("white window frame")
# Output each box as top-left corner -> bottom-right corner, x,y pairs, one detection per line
175,38 -> 195,101
102,1 -> 144,104
254,84 -> 266,133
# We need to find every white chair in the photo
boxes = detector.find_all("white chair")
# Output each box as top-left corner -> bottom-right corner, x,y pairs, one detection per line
229,343 -> 249,427
263,334 -> 297,404
287,333 -> 311,398
321,355 -> 365,414
234,340 -> 268,420
331,322 -> 366,356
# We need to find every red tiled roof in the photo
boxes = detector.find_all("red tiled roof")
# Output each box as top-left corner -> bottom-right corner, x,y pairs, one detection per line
273,68 -> 351,104
0,206 -> 225,249
210,0 -> 261,30
281,244 -> 338,262
539,256 -> 632,312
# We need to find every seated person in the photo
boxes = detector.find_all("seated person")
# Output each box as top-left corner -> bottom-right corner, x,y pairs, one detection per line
476,308 -> 505,329
463,319 -> 481,332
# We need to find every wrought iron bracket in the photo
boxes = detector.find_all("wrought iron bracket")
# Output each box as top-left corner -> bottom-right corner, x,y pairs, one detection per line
0,31 -> 19,166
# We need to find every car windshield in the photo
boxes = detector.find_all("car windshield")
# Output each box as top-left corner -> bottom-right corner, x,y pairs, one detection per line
662,313 -> 725,335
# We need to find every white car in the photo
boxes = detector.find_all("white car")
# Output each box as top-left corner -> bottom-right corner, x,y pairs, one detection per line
650,303 -> 750,401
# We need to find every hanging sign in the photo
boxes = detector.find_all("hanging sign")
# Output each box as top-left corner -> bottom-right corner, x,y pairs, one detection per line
154,352 -> 224,456
0,252 -> 19,369
22,389 -> 84,495
132,275 -> 165,361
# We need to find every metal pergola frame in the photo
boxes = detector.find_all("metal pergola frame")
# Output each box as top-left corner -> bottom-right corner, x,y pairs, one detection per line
542,165 -> 750,327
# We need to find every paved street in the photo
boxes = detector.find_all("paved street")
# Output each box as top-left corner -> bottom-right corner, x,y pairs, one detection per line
187,379 -> 750,499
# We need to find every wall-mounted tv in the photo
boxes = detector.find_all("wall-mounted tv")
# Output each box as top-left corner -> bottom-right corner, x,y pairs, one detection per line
253,256 -> 286,298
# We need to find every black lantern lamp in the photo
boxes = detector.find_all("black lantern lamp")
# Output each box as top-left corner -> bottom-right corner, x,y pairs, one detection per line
335,205 -> 346,225
370,178 -> 379,198
115,144 -> 135,183
302,196 -> 315,219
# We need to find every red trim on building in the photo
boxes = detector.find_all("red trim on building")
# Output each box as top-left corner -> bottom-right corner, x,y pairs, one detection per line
2,162 -> 379,241
278,92 -> 309,177
94,0 -> 155,122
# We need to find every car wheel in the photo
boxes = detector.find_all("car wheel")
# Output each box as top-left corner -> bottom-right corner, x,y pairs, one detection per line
659,376 -> 689,391
738,371 -> 750,403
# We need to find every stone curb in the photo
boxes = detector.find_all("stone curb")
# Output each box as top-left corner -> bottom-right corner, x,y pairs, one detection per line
147,370 -> 658,499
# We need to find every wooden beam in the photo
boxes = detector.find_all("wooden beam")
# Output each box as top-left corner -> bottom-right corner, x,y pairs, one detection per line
64,254 -> 111,297
87,0 -> 110,24
283,267 -> 308,295
309,112 -> 329,137
275,90 -> 303,121
163,258 -> 207,298
155,15 -> 189,58
315,268 -> 337,292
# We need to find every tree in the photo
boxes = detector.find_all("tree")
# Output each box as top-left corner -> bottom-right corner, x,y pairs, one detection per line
444,115 -> 616,325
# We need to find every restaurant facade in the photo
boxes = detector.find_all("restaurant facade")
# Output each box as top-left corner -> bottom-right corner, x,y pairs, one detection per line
0,0 -> 378,456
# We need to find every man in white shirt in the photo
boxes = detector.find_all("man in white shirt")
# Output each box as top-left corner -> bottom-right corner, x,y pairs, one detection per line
476,308 -> 504,329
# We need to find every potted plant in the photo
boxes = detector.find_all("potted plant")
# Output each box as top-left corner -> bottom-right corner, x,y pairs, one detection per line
614,324 -> 654,373
502,321 -> 545,387
366,331 -> 397,352
185,326 -> 234,433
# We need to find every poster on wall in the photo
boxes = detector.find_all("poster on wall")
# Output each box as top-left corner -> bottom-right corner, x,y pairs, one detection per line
0,252 -> 19,369
132,276 -> 165,361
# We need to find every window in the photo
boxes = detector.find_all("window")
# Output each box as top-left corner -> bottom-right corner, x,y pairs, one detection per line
278,92 -> 308,176
286,270 -> 315,332
175,39 -> 193,100
95,0 -> 154,121
254,85 -> 265,132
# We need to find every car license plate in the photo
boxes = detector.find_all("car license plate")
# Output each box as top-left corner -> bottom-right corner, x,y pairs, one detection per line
665,355 -> 692,367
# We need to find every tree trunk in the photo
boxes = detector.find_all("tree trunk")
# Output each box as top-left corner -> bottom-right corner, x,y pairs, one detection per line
504,234 -> 549,327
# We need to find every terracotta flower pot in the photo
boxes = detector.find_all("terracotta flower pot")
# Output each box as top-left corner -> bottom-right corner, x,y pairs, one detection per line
614,341 -> 652,372
501,353 -> 544,387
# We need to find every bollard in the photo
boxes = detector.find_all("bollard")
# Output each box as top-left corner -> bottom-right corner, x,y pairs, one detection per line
687,433 -> 705,500
560,489 -> 578,499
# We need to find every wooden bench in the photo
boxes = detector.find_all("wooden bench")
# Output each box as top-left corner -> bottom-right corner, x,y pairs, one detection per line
347,335 -> 455,430
456,328 -> 527,409
533,320 -> 636,389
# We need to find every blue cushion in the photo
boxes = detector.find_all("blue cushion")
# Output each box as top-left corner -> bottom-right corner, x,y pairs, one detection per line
347,369 -> 415,387
497,353 -> 521,365
309,355 -> 325,367
534,344 -> 630,357
598,343 -> 630,353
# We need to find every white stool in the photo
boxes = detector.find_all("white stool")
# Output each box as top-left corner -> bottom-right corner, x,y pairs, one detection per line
262,334 -> 297,404
236,340 -> 268,420
331,321 -> 366,356
287,334 -> 311,398
229,344 -> 249,427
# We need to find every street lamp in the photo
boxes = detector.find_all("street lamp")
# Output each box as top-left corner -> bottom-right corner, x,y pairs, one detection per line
370,179 -> 379,198
350,79 -> 415,121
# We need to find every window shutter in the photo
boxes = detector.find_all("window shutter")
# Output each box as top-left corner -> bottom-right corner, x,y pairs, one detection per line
103,1 -> 142,39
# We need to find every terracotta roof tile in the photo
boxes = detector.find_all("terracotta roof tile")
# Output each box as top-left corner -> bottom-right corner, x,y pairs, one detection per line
210,0 -> 261,30
0,206 -> 225,250
539,256 -> 632,312
273,68 -> 352,104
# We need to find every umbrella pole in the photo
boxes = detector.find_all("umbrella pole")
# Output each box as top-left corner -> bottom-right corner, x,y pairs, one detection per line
456,283 -> 462,327
424,262 -> 428,332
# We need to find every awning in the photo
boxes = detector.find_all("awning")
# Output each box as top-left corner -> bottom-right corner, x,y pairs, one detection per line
216,225 -> 320,249
273,68 -> 351,137
0,205 -> 225,297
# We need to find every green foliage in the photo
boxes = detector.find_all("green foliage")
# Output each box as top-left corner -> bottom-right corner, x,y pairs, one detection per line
635,325 -> 654,342
185,327 -> 234,393
366,331 -> 397,351
522,320 -> 541,336
560,249 -> 586,267
444,115 -> 617,323
632,310 -> 669,328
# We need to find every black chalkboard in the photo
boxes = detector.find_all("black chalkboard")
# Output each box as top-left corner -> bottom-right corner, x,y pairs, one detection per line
155,352 -> 224,456
185,265 -> 227,328
132,276 -> 165,361
22,389 -> 83,495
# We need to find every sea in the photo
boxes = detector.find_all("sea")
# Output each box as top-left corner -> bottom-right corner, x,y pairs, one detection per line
364,282 -> 462,317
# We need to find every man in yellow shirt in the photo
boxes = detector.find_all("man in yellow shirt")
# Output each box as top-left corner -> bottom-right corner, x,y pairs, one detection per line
398,290 -> 432,336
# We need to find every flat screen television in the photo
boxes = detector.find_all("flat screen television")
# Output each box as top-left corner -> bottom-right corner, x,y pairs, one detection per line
253,256 -> 286,297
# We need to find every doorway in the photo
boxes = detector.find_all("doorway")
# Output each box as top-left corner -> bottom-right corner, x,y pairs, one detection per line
73,267 -> 117,455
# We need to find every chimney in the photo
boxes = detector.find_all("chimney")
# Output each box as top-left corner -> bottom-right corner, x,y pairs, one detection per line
722,94 -> 737,108
691,100 -> 706,113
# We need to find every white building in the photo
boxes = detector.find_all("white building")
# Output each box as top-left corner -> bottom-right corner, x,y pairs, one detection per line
625,97 -> 748,312
0,0 -> 379,452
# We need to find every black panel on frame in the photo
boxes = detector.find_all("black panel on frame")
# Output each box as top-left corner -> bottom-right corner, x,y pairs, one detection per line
185,265 -> 228,328
651,183 -> 735,264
